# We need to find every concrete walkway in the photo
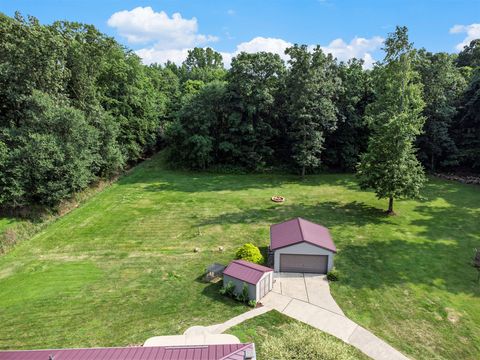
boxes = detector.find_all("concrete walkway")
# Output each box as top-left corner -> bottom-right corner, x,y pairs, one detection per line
205,306 -> 271,334
262,273 -> 409,360
167,273 -> 409,360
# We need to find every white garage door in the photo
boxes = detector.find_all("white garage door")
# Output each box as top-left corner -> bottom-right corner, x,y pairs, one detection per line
280,254 -> 328,273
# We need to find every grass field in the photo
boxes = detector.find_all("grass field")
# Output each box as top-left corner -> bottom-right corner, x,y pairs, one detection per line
0,153 -> 479,359
228,310 -> 369,359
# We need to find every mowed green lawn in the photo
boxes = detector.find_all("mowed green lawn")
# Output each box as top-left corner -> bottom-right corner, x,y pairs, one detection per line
0,154 -> 479,359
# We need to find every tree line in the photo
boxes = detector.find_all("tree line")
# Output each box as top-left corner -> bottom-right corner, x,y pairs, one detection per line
0,13 -> 479,211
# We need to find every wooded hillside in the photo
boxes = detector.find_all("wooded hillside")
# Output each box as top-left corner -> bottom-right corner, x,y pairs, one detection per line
1,13 -> 479,209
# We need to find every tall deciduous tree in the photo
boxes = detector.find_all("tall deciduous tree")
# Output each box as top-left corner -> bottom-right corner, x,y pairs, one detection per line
323,59 -> 373,171
357,26 -> 426,214
166,81 -> 228,169
226,52 -> 286,169
285,45 -> 341,177
181,47 -> 226,83
416,51 -> 467,171
456,39 -> 480,68
453,69 -> 480,170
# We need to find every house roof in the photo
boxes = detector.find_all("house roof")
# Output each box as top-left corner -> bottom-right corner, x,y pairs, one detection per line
270,217 -> 337,253
223,260 -> 273,285
0,343 -> 255,360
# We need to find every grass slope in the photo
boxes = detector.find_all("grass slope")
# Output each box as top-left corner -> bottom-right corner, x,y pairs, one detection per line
0,153 -> 479,359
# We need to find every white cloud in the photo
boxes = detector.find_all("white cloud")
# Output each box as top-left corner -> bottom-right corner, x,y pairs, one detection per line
450,23 -> 480,51
134,35 -> 383,68
107,6 -> 217,49
135,48 -> 191,65
233,37 -> 293,62
135,36 -> 292,66
108,7 -> 383,68
321,36 -> 384,68
227,9 -> 235,16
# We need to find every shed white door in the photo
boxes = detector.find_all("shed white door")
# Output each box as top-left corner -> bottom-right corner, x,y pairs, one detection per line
258,273 -> 271,299
280,254 -> 328,273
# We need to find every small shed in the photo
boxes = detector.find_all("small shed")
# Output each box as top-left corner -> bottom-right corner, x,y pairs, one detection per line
223,260 -> 273,301
270,217 -> 337,274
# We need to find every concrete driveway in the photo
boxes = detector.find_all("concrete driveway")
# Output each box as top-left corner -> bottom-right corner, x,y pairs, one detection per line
271,272 -> 344,315
262,273 -> 410,360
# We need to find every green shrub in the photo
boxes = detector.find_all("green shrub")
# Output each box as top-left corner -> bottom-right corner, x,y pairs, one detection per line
236,282 -> 250,303
220,281 -> 236,297
327,268 -> 339,282
221,281 -> 253,306
248,300 -> 257,308
235,243 -> 264,264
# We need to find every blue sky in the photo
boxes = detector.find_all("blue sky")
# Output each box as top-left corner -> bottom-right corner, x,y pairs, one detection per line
1,0 -> 479,67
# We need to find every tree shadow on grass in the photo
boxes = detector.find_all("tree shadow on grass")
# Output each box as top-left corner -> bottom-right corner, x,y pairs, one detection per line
411,204 -> 479,244
118,168 -> 300,194
338,239 -> 480,296
197,201 -> 388,229
194,273 -> 250,310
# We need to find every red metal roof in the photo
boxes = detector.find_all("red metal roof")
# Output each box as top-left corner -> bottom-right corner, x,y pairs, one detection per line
270,217 -> 337,253
0,344 -> 254,360
223,260 -> 272,285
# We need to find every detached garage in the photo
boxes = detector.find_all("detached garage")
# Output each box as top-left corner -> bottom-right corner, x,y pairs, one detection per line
223,260 -> 273,301
270,218 -> 337,274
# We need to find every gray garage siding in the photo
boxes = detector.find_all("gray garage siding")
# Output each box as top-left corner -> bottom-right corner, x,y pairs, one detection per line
274,242 -> 335,273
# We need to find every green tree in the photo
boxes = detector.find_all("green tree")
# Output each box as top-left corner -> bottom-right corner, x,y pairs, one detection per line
416,51 -> 467,171
0,13 -> 68,125
98,50 -> 163,162
181,47 -> 226,83
0,13 -> 172,208
357,26 -> 426,214
226,52 -> 286,169
284,45 -> 341,177
166,81 -> 228,169
0,91 -> 97,207
456,39 -> 480,68
453,69 -> 480,170
323,59 -> 373,171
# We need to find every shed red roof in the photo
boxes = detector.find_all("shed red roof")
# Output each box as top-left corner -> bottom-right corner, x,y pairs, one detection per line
223,260 -> 272,285
0,344 -> 254,360
270,218 -> 337,253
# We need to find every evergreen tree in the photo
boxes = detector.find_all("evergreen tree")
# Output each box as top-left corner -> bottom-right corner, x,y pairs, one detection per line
357,26 -> 426,214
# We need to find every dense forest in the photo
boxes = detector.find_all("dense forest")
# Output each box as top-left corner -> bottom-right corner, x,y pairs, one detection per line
0,12 -> 479,210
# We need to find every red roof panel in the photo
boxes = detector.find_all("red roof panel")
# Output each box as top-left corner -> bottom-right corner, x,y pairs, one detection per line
223,260 -> 272,285
0,344 -> 254,360
270,217 -> 337,252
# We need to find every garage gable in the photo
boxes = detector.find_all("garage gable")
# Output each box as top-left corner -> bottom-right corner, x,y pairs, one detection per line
270,217 -> 337,253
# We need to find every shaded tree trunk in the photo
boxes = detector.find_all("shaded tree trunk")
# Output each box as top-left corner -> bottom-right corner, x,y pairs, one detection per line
301,165 -> 305,179
387,196 -> 394,215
